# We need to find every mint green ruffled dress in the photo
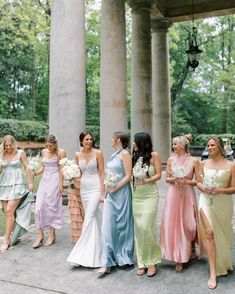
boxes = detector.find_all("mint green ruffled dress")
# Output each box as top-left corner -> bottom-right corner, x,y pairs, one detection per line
132,165 -> 161,268
0,150 -> 27,201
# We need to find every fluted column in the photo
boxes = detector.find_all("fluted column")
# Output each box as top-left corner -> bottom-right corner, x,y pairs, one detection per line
100,0 -> 128,159
152,18 -> 172,162
49,0 -> 86,156
130,1 -> 152,138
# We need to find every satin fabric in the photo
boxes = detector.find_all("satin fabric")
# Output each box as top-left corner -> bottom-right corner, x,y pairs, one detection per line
132,166 -> 161,268
199,167 -> 233,276
160,154 -> 201,263
0,150 -> 27,200
67,156 -> 102,267
35,158 -> 62,229
101,149 -> 134,267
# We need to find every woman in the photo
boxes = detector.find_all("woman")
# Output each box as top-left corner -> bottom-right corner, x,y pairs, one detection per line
97,132 -> 134,276
33,134 -> 66,248
67,131 -> 105,267
132,132 -> 162,277
160,134 -> 202,272
197,136 -> 235,289
0,135 -> 33,251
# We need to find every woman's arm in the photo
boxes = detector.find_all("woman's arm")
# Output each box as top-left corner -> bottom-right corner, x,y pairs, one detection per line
196,161 -> 208,193
21,151 -> 33,191
165,158 -> 176,184
96,150 -> 105,200
140,152 -> 162,185
58,149 -> 67,194
107,150 -> 132,193
182,158 -> 199,186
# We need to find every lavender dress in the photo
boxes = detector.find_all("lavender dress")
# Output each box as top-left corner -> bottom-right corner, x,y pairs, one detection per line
35,157 -> 62,229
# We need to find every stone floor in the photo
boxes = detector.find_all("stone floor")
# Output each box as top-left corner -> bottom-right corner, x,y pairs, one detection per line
0,172 -> 235,294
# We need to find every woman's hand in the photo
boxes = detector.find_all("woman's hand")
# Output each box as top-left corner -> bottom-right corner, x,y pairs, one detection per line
134,179 -> 149,186
175,177 -> 188,186
59,184 -> 64,195
28,183 -> 33,192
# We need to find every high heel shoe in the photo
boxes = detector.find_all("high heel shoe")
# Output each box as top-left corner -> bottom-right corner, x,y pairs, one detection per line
96,267 -> 110,277
44,236 -> 56,247
0,240 -> 10,252
33,237 -> 44,249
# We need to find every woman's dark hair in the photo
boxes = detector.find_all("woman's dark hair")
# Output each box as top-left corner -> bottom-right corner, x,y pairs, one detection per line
79,131 -> 95,148
113,131 -> 129,149
132,132 -> 153,167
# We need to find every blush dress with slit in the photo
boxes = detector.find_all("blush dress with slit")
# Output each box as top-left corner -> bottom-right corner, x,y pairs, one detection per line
160,154 -> 201,263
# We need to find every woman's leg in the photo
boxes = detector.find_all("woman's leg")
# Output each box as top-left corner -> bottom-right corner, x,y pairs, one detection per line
33,229 -> 44,249
200,209 -> 217,289
44,227 -> 56,247
2,199 -> 21,249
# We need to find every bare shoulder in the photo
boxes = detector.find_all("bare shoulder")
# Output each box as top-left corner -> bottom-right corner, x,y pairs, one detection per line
58,148 -> 66,157
94,148 -> 104,158
191,156 -> 199,164
120,149 -> 131,159
151,151 -> 160,159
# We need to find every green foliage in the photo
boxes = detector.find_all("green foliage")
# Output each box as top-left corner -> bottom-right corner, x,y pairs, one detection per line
0,118 -> 48,141
195,134 -> 235,146
0,0 -> 50,121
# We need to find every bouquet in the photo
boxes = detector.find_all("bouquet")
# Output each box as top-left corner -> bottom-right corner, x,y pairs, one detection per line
59,158 -> 81,189
133,157 -> 149,179
104,168 -> 120,196
28,154 -> 41,172
171,165 -> 188,195
201,172 -> 220,205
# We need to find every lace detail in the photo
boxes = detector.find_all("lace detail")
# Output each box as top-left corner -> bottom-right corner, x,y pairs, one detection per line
79,157 -> 98,176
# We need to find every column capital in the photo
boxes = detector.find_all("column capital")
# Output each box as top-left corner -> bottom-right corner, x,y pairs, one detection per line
151,17 -> 173,32
128,0 -> 152,12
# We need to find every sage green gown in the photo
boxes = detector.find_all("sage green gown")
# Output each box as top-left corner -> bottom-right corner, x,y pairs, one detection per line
199,167 -> 233,276
132,166 -> 161,268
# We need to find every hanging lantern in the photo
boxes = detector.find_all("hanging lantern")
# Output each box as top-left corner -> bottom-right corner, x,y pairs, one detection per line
186,26 -> 203,70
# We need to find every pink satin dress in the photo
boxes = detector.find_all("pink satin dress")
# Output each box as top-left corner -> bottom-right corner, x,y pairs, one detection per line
160,154 -> 201,263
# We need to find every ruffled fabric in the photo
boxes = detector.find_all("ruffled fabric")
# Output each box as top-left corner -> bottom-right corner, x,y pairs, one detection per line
67,187 -> 84,241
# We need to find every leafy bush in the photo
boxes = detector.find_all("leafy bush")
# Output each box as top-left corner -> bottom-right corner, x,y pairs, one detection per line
195,134 -> 235,146
0,119 -> 49,142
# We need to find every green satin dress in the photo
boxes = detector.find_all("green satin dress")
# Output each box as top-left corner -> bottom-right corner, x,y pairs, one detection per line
132,165 -> 161,268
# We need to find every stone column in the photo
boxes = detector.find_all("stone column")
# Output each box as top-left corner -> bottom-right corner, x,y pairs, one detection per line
130,1 -> 152,139
100,0 -> 128,159
49,0 -> 86,157
152,18 -> 172,162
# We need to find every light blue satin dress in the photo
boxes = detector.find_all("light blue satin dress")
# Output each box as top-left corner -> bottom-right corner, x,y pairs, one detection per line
101,149 -> 134,267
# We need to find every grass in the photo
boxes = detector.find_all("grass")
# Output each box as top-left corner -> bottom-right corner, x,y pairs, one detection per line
0,176 -> 41,237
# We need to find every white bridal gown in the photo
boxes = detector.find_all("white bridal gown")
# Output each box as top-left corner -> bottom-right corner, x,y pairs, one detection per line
67,155 -> 102,267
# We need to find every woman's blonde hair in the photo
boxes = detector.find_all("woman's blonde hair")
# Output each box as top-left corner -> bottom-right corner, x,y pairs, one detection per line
0,135 -> 18,156
173,133 -> 192,153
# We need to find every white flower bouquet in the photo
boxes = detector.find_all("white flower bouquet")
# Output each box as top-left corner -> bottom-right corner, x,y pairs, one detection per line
28,154 -> 41,172
104,168 -> 120,195
59,158 -> 81,189
171,165 -> 188,195
133,157 -> 149,179
201,172 -> 220,205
